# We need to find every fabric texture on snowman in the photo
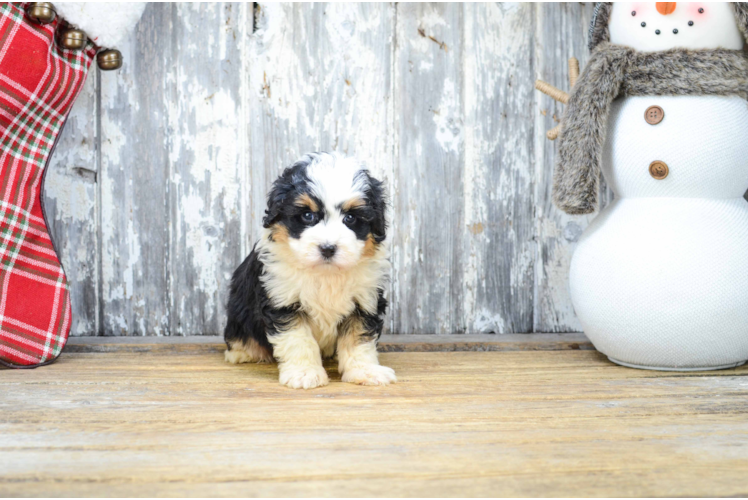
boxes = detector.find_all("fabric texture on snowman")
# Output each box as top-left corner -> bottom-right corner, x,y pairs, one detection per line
554,2 -> 748,215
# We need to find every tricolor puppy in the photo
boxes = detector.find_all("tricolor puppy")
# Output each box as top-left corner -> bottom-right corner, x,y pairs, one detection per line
224,152 -> 395,389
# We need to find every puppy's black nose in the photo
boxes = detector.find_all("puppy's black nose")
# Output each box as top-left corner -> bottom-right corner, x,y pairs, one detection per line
319,244 -> 337,260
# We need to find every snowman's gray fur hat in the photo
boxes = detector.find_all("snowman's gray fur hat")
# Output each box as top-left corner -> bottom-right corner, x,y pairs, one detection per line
588,2 -> 748,51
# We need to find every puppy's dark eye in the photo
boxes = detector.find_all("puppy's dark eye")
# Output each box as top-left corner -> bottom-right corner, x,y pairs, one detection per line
343,214 -> 356,225
301,212 -> 317,224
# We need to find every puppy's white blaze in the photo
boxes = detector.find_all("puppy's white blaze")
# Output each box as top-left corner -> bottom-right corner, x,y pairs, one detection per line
306,153 -> 368,211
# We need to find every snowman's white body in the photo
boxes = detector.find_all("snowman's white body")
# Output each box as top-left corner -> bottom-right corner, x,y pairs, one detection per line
570,95 -> 748,369
569,3 -> 748,370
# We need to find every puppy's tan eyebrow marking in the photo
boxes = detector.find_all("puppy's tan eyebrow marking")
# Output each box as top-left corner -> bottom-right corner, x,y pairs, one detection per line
294,193 -> 318,212
341,197 -> 366,211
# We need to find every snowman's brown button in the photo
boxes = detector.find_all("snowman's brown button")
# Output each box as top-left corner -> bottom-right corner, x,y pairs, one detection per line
649,160 -> 669,180
645,105 -> 664,125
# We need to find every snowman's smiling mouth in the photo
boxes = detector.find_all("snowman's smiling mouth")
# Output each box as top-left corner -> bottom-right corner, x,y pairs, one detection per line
641,22 -> 694,36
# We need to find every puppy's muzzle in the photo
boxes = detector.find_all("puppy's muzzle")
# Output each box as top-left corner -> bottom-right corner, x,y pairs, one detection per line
319,244 -> 337,260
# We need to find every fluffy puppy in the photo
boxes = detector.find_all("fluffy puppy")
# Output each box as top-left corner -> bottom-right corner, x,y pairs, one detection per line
224,152 -> 395,389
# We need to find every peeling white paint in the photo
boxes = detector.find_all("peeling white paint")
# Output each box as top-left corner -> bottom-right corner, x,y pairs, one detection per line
433,79 -> 461,154
462,11 -> 480,326
180,193 -> 219,311
99,107 -> 131,304
251,4 -> 311,137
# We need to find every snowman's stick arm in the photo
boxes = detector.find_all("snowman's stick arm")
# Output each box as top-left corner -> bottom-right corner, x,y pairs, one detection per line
535,58 -> 580,140
535,80 -> 569,104
547,124 -> 562,141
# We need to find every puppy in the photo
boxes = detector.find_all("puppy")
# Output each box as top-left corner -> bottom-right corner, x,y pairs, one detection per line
224,152 -> 395,389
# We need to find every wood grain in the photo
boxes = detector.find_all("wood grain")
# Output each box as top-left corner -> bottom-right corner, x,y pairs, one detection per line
2,350 -> 747,497
391,3 -> 465,334
97,3 -> 173,335
43,4 -> 623,335
461,3 -> 535,333
167,3 -> 246,335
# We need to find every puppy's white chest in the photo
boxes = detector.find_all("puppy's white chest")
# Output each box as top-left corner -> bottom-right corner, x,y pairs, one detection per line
301,279 -> 355,320
299,274 -> 360,351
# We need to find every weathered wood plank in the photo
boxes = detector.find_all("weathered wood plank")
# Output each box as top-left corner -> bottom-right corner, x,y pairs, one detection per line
167,3 -> 247,335
533,3 -> 597,333
247,3 -> 394,248
63,332 -> 594,353
98,4 -> 173,335
44,70 -> 99,336
460,3 -> 535,333
2,350 -> 748,497
391,3 -> 465,334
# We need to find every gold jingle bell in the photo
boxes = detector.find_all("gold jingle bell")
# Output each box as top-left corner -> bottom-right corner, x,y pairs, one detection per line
57,28 -> 87,50
25,2 -> 56,24
97,49 -> 123,71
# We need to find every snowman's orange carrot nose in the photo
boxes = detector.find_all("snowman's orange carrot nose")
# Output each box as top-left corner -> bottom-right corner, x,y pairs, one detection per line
656,2 -> 677,15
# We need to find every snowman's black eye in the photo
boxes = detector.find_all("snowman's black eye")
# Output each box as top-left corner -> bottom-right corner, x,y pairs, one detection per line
655,29 -> 661,35
698,7 -> 704,13
631,10 -> 636,16
641,22 -> 646,27
673,28 -> 679,34
688,21 -> 694,26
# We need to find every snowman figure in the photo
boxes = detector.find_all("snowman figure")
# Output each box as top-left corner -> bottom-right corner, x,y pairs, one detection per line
553,2 -> 748,370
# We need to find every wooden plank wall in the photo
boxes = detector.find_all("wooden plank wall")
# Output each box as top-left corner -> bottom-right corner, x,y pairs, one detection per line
44,2 -> 601,336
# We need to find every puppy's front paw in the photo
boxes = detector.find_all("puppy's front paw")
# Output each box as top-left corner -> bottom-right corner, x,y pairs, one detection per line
279,365 -> 329,390
342,364 -> 397,386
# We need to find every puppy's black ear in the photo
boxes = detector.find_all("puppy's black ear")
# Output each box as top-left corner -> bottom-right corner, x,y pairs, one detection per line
263,180 -> 290,228
263,157 -> 313,228
363,171 -> 387,243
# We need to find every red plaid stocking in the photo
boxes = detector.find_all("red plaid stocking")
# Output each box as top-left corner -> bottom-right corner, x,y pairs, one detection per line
0,3 -> 95,367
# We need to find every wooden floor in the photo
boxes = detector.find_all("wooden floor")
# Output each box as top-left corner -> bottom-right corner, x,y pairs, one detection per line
2,343 -> 748,497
